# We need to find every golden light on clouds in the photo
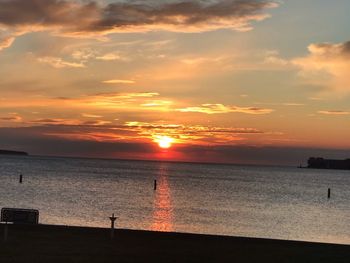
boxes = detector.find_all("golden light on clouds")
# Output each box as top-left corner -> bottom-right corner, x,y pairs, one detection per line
177,104 -> 274,115
38,57 -> 86,68
102,80 -> 136,84
293,41 -> 350,93
1,0 -> 350,165
318,110 -> 350,115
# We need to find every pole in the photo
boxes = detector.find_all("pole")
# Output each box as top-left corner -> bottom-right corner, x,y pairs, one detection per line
154,180 -> 157,191
19,174 -> 23,183
109,213 -> 117,240
328,188 -> 331,199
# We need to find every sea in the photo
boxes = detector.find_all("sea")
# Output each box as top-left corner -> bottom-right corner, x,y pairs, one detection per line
0,155 -> 349,244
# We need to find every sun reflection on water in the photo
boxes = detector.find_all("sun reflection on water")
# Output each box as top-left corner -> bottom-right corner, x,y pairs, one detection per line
151,164 -> 173,232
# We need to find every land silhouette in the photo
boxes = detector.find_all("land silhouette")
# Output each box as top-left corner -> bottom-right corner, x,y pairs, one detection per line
308,157 -> 350,170
0,224 -> 349,263
0,150 -> 28,156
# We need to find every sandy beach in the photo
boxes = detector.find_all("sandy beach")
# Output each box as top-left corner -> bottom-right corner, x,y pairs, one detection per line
0,224 -> 349,262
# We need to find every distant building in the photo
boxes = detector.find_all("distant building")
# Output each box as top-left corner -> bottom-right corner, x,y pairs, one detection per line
308,157 -> 350,170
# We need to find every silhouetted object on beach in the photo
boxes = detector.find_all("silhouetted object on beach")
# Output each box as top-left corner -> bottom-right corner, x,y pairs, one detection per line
328,188 -> 331,199
3,222 -> 8,242
307,157 -> 350,170
0,150 -> 28,156
1,208 -> 39,242
154,179 -> 157,191
19,174 -> 23,183
109,213 -> 117,240
1,208 -> 39,225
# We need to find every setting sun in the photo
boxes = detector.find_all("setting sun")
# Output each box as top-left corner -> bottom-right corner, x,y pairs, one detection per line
155,136 -> 174,149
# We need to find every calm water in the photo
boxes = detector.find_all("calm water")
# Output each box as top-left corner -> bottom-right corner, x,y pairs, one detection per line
0,155 -> 349,244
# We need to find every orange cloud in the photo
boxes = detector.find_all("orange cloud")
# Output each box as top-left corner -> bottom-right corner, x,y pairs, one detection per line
38,56 -> 85,68
82,113 -> 103,118
0,114 -> 22,122
102,79 -> 135,84
293,41 -> 350,92
96,53 -> 123,61
0,92 -> 164,113
123,121 -> 265,145
0,34 -> 15,51
30,118 -> 83,125
176,104 -> 274,114
318,110 -> 350,115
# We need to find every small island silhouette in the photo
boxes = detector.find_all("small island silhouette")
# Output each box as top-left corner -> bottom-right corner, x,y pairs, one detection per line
0,149 -> 28,156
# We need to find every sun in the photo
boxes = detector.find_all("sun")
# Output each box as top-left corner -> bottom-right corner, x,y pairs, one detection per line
155,136 -> 174,149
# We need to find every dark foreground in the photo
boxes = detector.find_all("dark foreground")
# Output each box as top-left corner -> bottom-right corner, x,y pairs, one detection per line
0,224 -> 349,263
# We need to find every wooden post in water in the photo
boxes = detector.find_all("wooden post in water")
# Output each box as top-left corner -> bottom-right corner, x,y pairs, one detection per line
328,188 -> 331,199
19,174 -> 23,183
154,180 -> 157,191
109,213 -> 117,240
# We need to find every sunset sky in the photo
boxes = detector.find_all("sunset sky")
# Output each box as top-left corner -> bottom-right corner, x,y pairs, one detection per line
1,0 -> 350,165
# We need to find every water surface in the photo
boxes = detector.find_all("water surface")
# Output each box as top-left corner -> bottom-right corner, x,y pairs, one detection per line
0,155 -> 349,244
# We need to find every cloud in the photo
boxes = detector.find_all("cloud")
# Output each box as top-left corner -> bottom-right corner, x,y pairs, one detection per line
30,118 -> 82,125
96,52 -> 123,61
123,121 -> 265,145
38,56 -> 85,68
0,125 -> 156,158
263,50 -> 289,66
102,79 -> 135,84
60,91 -> 163,110
176,104 -> 273,114
318,110 -> 350,115
0,116 -> 268,147
88,0 -> 277,33
0,34 -> 15,51
293,41 -> 350,92
2,125 -> 350,165
0,91 -> 273,118
71,48 -> 96,61
0,115 -> 22,122
82,113 -> 103,118
0,0 -> 278,50
141,100 -> 173,107
0,91 -> 163,112
282,103 -> 304,106
71,49 -> 125,62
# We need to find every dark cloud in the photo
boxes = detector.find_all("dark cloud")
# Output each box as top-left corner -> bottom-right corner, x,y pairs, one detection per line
0,0 -> 98,27
308,41 -> 350,56
173,144 -> 350,166
0,126 -> 155,157
1,125 -> 349,166
0,0 -> 276,34
94,0 -> 275,31
341,41 -> 350,54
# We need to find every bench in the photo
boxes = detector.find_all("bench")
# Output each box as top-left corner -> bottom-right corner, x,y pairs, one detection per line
1,208 -> 39,224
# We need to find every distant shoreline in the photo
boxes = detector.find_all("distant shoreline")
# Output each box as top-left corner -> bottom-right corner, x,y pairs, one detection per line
27,154 -> 292,168
0,150 -> 28,156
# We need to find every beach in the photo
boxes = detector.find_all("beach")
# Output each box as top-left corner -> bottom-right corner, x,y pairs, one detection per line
0,224 -> 349,263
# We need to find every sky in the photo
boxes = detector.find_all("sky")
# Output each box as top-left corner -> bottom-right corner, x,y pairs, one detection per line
1,0 -> 350,165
